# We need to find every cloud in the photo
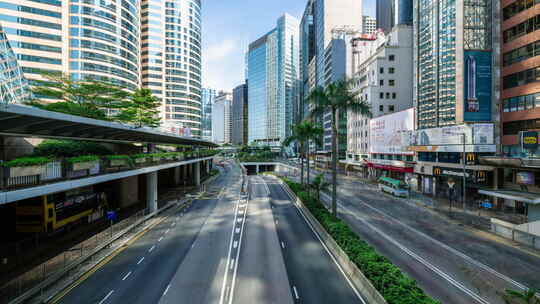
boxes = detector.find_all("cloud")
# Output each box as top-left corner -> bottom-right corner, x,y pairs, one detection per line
202,38 -> 246,91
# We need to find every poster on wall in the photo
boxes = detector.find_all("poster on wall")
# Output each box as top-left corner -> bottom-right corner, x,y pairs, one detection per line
516,171 -> 535,185
464,51 -> 492,122
369,109 -> 414,155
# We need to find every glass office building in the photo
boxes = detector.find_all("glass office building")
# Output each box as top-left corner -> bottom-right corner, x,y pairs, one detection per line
414,0 -> 495,129
247,14 -> 299,146
0,22 -> 29,104
201,88 -> 217,141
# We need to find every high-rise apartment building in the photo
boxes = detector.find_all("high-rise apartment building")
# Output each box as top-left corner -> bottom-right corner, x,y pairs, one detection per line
141,0 -> 202,138
376,0 -> 413,33
247,14 -> 299,146
362,16 -> 377,35
201,88 -> 217,141
0,0 -> 141,90
211,91 -> 232,144
232,83 -> 248,146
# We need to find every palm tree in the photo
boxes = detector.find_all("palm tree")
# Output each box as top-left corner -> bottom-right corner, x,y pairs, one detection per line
308,78 -> 371,217
304,122 -> 323,186
310,173 -> 330,204
283,122 -> 309,185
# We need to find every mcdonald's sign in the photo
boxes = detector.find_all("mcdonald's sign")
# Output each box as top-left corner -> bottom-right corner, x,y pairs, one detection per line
434,167 -> 442,176
476,171 -> 487,183
466,153 -> 476,165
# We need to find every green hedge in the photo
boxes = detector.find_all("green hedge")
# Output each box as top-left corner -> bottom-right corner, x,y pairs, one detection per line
5,156 -> 52,167
33,140 -> 112,157
67,155 -> 100,164
283,178 -> 439,304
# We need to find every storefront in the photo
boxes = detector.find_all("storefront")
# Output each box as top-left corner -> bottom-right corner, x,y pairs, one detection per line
367,159 -> 414,181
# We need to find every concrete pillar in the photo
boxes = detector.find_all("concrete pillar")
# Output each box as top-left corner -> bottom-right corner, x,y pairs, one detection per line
146,171 -> 158,213
207,160 -> 211,174
174,166 -> 181,185
194,162 -> 201,186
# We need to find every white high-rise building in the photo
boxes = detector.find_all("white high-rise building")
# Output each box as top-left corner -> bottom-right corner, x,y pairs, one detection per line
212,91 -> 232,144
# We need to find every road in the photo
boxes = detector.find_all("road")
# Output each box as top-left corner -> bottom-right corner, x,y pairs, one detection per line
282,163 -> 540,304
55,162 -> 365,304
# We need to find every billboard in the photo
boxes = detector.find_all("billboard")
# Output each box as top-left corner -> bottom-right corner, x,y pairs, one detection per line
409,124 -> 494,146
369,109 -> 414,155
464,51 -> 492,122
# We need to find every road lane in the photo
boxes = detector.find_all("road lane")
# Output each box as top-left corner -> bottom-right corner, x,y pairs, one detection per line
262,175 -> 365,304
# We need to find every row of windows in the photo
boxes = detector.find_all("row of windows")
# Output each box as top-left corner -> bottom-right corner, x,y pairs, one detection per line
28,0 -> 61,6
0,14 -> 61,30
71,16 -> 115,33
18,54 -> 61,65
72,50 -> 138,73
379,92 -> 397,99
72,28 -> 138,55
503,0 -> 540,21
503,66 -> 540,89
0,2 -> 61,18
75,62 -> 138,82
22,66 -> 60,75
73,0 -> 115,12
503,39 -> 540,66
503,119 -> 540,135
10,40 -> 61,53
3,27 -> 61,41
71,39 -> 137,63
503,15 -> 540,44
503,93 -> 540,112
71,73 -> 136,91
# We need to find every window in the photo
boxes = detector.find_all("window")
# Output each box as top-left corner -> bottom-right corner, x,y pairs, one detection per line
389,55 -> 395,61
379,105 -> 384,112
379,67 -> 384,74
389,105 -> 395,112
380,79 -> 384,86
379,92 -> 384,99
503,92 -> 540,112
386,92 -> 390,99
389,80 -> 395,86
389,67 -> 395,74
392,93 -> 397,99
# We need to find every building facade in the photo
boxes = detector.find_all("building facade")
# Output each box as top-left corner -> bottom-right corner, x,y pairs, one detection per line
247,14 -> 299,146
0,22 -> 29,104
376,0 -> 413,33
201,88 -> 217,141
141,0 -> 202,138
347,26 -> 413,164
411,0 -> 502,211
362,16 -> 377,35
211,91 -> 232,145
232,83 -> 248,146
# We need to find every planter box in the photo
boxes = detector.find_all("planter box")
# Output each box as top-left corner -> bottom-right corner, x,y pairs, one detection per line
175,155 -> 185,161
72,161 -> 98,171
134,158 -> 147,164
109,159 -> 128,167
164,156 -> 174,161
152,157 -> 161,162
8,165 -> 45,178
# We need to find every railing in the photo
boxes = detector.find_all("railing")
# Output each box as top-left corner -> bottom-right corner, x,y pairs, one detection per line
1,153 -> 217,192
491,218 -> 540,250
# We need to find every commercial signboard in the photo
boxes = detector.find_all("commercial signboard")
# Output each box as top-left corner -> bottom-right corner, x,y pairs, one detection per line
407,123 -> 495,152
369,108 -> 414,155
521,131 -> 539,150
464,51 -> 492,122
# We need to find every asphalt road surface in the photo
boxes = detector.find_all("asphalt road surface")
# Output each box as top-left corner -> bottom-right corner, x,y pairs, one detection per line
283,164 -> 540,304
56,162 -> 366,304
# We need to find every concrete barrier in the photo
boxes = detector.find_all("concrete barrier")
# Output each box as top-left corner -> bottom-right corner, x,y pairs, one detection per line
275,177 -> 388,304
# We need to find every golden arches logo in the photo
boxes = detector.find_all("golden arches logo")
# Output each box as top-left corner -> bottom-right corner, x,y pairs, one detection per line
434,168 -> 442,176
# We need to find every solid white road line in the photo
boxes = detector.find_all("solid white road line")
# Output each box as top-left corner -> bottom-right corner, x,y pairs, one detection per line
292,286 -> 300,300
149,245 -> 155,252
98,290 -> 114,304
218,199 -> 241,304
163,284 -> 171,296
137,257 -> 145,265
122,271 -> 132,281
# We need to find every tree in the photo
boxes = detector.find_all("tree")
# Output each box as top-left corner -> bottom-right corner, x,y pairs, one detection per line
308,78 -> 371,217
30,72 -> 130,118
303,121 -> 323,186
283,121 -> 309,185
310,173 -> 330,204
115,88 -> 161,128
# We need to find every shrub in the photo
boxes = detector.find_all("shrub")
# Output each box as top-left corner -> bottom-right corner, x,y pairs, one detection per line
34,140 -> 112,157
67,155 -> 100,164
282,178 -> 439,304
5,156 -> 52,167
105,155 -> 130,161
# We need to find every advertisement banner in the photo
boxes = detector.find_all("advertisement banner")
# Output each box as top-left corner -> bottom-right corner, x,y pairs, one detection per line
369,109 -> 414,155
522,131 -> 539,150
410,125 -> 473,146
473,124 -> 494,145
464,51 -> 492,122
516,171 -> 535,185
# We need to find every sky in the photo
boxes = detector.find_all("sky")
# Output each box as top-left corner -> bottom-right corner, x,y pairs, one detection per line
201,0 -> 376,92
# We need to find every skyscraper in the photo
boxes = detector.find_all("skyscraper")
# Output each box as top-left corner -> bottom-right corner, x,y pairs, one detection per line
232,83 -> 248,146
0,22 -> 29,104
202,88 -> 217,141
0,0 -> 141,90
141,0 -> 203,138
376,0 -> 413,33
247,14 -> 299,146
212,91 -> 232,144
362,16 -> 377,35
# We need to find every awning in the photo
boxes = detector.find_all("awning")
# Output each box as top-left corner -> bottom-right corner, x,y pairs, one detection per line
368,163 -> 414,173
478,189 -> 540,204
